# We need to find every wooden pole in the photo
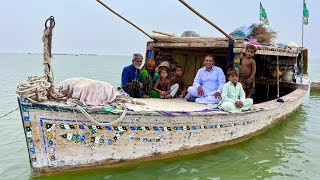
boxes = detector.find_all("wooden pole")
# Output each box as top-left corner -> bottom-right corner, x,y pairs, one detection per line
259,2 -> 261,24
96,0 -> 154,40
276,55 -> 279,98
178,0 -> 233,40
152,30 -> 176,37
301,0 -> 304,77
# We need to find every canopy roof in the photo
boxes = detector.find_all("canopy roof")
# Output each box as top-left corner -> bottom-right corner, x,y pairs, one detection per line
149,36 -> 300,57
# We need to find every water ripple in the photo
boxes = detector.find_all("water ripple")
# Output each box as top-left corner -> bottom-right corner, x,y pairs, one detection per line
1,54 -> 319,180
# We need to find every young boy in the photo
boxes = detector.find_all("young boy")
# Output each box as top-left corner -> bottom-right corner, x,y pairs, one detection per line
154,68 -> 171,99
220,68 -> 253,113
240,44 -> 257,98
170,65 -> 187,98
154,62 -> 179,99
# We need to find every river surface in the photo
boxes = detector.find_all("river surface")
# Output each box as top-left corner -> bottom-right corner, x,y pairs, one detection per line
0,54 -> 319,180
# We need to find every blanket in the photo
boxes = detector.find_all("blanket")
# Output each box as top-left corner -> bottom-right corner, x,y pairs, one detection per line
59,77 -> 116,105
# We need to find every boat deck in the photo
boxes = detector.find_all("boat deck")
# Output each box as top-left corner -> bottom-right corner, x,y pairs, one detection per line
32,85 -> 308,117
127,87 -> 306,112
128,98 -> 217,111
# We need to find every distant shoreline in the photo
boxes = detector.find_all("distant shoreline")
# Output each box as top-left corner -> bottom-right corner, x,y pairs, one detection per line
0,53 -> 131,57
0,53 -> 319,60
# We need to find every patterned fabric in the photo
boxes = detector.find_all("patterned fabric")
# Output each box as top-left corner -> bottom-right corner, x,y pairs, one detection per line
128,79 -> 141,98
140,69 -> 160,98
121,65 -> 141,94
142,74 -> 153,96
140,70 -> 159,85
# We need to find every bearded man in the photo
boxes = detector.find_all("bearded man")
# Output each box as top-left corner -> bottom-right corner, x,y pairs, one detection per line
121,53 -> 149,98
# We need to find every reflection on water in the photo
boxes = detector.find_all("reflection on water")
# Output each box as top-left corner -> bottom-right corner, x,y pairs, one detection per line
0,54 -> 319,179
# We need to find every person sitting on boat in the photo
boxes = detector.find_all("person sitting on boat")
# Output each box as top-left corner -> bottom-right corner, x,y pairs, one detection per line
169,58 -> 178,77
140,59 -> 160,98
121,53 -> 151,98
170,65 -> 187,98
154,61 -> 179,99
240,44 -> 257,98
220,68 -> 253,113
186,54 -> 226,104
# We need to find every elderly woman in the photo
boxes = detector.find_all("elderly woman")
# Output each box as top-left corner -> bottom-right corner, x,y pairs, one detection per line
140,59 -> 160,98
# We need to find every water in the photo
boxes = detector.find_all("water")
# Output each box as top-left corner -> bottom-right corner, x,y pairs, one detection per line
0,54 -> 319,180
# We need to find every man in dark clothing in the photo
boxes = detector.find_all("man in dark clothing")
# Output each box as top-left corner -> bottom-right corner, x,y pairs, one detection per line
121,53 -> 150,98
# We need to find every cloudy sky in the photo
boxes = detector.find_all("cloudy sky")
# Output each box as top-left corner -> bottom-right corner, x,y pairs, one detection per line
1,0 -> 318,58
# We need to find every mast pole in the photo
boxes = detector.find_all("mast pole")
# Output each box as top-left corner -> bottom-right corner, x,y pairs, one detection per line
96,0 -> 154,40
178,0 -> 233,40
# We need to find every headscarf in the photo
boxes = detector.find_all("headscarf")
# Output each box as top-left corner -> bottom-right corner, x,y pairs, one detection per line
144,59 -> 156,78
146,60 -> 156,67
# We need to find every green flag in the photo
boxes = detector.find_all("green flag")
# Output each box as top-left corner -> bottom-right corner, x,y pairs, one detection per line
260,2 -> 269,25
303,0 -> 309,25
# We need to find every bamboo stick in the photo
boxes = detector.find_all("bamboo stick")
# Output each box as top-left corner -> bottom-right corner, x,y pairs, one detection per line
96,0 -> 154,40
276,56 -> 280,98
152,30 -> 176,37
178,0 -> 233,40
151,36 -> 231,43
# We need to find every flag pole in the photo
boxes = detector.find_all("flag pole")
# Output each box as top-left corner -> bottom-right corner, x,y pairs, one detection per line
301,0 -> 304,79
302,0 -> 305,48
276,55 -> 280,98
259,2 -> 261,24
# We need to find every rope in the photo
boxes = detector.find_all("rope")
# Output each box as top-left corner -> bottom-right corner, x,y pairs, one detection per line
76,105 -> 128,125
0,107 -> 19,119
16,17 -> 55,102
64,100 -> 128,125
16,76 -> 51,102
42,27 -> 54,84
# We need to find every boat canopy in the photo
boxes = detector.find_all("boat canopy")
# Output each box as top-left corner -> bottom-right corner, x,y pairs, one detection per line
149,36 -> 300,57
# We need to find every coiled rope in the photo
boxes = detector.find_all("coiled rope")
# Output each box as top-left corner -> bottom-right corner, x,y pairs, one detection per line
15,16 -> 127,125
16,17 -> 55,102
16,76 -> 51,102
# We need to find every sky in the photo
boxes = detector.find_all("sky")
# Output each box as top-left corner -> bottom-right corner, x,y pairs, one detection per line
1,0 -> 319,58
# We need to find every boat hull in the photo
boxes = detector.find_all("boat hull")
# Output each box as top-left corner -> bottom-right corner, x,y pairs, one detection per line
19,88 -> 307,177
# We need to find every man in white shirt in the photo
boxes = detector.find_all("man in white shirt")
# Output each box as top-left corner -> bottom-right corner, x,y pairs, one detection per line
187,54 -> 226,104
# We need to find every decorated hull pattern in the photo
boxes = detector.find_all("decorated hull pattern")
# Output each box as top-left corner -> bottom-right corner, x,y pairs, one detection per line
19,89 -> 305,176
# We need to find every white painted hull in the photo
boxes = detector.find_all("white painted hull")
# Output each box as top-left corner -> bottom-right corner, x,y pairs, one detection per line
19,87 -> 307,176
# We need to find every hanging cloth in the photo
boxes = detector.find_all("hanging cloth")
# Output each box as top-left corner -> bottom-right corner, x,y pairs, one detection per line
226,39 -> 235,70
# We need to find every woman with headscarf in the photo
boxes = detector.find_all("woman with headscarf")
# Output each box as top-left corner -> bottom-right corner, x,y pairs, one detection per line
140,59 -> 160,98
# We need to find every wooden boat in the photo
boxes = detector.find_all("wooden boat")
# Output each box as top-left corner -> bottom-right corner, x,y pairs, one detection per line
17,35 -> 309,176
17,2 -> 309,177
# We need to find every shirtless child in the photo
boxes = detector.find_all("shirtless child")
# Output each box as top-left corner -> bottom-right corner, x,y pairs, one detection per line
240,44 -> 257,98
154,66 -> 179,99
